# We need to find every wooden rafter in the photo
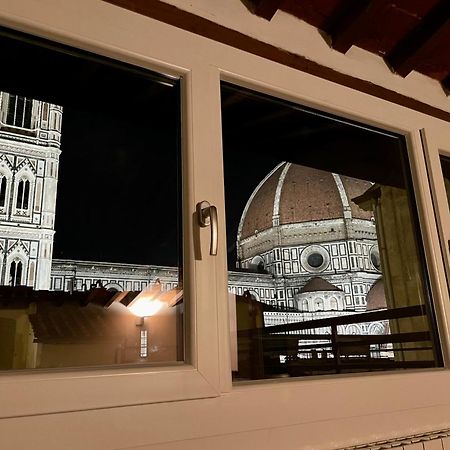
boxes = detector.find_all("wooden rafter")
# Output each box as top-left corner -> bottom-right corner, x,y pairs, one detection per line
242,0 -> 450,94
443,75 -> 450,95
386,1 -> 450,78
250,0 -> 284,21
326,0 -> 372,53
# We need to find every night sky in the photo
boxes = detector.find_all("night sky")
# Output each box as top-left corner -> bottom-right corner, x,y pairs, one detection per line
0,30 -> 180,267
0,29 -> 413,272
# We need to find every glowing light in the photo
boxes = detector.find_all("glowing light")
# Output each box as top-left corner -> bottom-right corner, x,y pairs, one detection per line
125,282 -> 164,318
128,297 -> 164,318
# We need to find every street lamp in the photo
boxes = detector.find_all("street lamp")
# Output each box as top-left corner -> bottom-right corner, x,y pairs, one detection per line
127,283 -> 164,358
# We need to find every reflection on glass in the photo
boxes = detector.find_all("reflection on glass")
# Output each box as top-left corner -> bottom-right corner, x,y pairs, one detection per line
221,83 -> 441,380
439,155 -> 450,212
0,31 -> 183,370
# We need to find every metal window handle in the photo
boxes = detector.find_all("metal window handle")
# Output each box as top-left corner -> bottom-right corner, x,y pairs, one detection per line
197,201 -> 218,256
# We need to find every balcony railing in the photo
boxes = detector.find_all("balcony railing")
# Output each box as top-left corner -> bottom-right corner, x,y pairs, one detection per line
235,304 -> 437,379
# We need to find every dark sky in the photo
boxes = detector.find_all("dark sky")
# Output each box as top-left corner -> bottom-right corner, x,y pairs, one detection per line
0,30 -> 181,267
0,29 -> 412,271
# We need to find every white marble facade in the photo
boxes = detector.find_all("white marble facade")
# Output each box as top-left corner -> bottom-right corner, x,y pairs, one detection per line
0,92 -> 61,290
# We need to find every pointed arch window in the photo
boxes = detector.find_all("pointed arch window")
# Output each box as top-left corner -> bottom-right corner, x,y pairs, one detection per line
0,176 -> 7,208
16,179 -> 30,210
9,260 -> 23,286
6,95 -> 33,128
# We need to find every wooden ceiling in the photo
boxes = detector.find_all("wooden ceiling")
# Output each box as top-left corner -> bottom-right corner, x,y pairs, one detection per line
245,0 -> 450,94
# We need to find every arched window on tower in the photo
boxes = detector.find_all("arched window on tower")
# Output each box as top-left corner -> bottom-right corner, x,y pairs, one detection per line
0,176 -> 7,208
16,179 -> 30,210
6,95 -> 33,128
9,260 -> 23,286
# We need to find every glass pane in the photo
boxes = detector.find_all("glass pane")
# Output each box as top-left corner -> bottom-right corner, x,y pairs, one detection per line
222,83 -> 442,381
0,31 -> 183,370
439,155 -> 450,212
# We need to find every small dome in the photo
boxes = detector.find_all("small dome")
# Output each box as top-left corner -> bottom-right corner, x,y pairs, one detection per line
299,277 -> 341,293
366,279 -> 387,311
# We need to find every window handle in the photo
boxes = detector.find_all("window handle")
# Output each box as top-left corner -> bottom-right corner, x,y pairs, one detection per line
197,201 -> 218,256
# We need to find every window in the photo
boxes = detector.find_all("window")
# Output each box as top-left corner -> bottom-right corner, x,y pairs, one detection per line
6,95 -> 33,128
222,83 -> 442,381
0,31 -> 183,372
15,178 -> 30,210
0,176 -> 6,207
439,155 -> 450,213
307,252 -> 323,268
9,260 -> 23,286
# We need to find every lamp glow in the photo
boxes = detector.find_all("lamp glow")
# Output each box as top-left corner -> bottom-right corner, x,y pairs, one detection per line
126,282 -> 164,318
128,297 -> 163,318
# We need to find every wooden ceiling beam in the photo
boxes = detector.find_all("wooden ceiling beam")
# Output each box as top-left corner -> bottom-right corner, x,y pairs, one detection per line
386,1 -> 450,77
249,0 -> 284,21
326,0 -> 373,54
442,75 -> 450,96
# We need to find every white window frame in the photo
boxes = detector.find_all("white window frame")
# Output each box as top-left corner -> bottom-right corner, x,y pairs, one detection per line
0,2 -> 224,418
0,1 -> 450,446
422,129 -> 450,284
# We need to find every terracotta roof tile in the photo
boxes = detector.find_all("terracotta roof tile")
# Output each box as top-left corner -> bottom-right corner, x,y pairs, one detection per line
279,165 -> 342,224
240,163 -> 375,242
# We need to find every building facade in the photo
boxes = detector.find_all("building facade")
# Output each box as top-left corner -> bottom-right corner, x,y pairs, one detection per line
234,162 -> 382,313
0,92 -> 61,290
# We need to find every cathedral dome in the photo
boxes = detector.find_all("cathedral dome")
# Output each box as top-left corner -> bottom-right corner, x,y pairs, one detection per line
237,162 -> 376,261
239,162 -> 373,241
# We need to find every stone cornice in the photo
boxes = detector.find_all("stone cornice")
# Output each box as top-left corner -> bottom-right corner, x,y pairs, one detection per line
51,259 -> 178,277
0,138 -> 61,159
0,226 -> 55,239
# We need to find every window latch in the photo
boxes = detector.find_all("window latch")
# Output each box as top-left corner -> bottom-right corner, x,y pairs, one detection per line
197,201 -> 218,256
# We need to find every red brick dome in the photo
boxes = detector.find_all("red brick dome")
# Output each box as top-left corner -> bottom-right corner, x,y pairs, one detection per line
239,162 -> 373,241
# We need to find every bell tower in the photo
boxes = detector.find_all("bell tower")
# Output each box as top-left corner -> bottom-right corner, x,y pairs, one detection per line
0,91 -> 62,289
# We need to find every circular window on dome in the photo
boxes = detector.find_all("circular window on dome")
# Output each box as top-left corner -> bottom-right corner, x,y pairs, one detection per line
301,245 -> 329,272
370,246 -> 381,271
307,253 -> 323,268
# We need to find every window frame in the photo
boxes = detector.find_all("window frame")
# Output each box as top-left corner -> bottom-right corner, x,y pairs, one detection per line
420,126 -> 450,345
215,66 -> 450,369
0,6 -> 224,418
0,1 -> 449,437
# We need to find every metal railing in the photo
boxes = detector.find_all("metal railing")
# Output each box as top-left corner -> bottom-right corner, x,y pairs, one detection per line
236,305 -> 437,379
